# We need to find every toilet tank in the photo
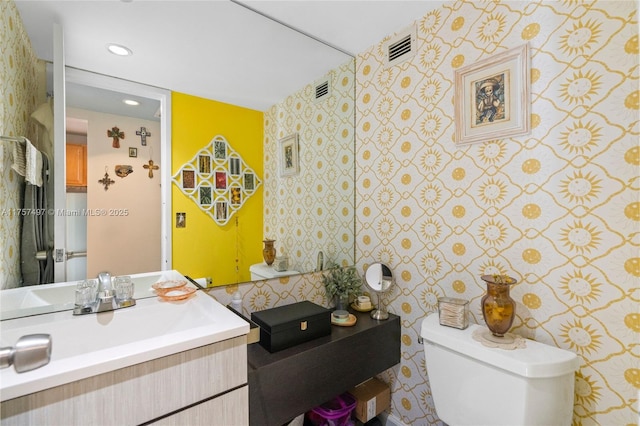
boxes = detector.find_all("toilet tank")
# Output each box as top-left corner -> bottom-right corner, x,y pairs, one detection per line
421,313 -> 579,426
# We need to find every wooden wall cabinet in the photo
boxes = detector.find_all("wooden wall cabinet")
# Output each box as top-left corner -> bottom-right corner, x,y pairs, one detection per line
66,143 -> 87,187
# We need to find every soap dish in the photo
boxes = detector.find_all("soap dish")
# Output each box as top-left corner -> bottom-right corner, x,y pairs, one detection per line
157,286 -> 196,301
350,303 -> 374,312
152,280 -> 187,295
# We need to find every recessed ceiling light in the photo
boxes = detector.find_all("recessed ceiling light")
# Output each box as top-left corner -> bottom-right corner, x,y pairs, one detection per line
123,99 -> 140,106
107,43 -> 133,56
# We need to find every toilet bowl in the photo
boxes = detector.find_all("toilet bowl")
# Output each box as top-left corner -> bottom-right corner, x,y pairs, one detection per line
249,263 -> 300,280
421,313 -> 579,426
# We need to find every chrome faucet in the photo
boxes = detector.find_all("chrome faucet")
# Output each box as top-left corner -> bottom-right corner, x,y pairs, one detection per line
73,271 -> 136,315
96,271 -> 115,312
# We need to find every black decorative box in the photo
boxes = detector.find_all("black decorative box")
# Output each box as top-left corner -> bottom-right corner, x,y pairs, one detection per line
251,301 -> 331,352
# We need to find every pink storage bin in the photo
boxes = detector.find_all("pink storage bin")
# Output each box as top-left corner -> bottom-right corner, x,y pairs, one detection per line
306,392 -> 356,426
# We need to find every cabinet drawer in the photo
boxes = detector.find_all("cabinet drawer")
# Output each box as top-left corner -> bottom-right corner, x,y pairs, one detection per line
151,386 -> 248,426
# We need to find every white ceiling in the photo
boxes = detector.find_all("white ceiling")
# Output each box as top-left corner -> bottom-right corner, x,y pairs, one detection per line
15,0 -> 439,112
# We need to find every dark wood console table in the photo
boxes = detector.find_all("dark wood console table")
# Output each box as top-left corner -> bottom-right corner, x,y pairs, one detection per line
247,309 -> 401,425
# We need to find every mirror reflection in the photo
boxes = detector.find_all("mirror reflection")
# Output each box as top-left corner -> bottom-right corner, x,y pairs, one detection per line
2,2 -> 355,320
64,80 -> 163,282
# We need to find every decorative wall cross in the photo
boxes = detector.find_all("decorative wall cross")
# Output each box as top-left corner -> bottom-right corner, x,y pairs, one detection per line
136,127 -> 151,146
143,159 -> 159,178
107,126 -> 125,148
98,168 -> 115,190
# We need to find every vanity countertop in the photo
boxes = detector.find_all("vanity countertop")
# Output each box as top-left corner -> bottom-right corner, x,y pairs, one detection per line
0,284 -> 249,401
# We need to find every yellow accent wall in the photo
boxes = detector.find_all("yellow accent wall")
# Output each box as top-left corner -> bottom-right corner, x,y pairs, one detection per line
355,1 -> 638,424
171,92 -> 263,285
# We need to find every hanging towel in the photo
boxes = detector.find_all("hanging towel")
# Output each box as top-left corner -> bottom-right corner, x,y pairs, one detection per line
24,139 -> 42,186
25,139 -> 43,187
11,139 -> 26,177
0,140 -> 5,174
21,154 -> 53,286
31,99 -> 54,160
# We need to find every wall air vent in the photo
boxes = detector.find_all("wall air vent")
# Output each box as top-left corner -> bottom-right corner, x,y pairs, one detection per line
385,25 -> 417,68
314,78 -> 331,102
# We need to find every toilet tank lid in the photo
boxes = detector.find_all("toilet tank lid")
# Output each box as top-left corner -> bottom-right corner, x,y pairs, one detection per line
421,313 -> 580,378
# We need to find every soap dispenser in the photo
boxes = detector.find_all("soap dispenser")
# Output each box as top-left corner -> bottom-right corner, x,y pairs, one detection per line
231,291 -> 242,312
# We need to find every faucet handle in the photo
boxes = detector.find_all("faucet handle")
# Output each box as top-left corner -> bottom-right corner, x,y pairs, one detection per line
97,271 -> 113,293
0,334 -> 52,373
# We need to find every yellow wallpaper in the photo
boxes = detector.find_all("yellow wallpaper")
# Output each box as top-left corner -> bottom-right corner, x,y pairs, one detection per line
0,1 -> 41,289
263,59 -> 356,272
171,92 -> 264,285
355,1 -> 638,424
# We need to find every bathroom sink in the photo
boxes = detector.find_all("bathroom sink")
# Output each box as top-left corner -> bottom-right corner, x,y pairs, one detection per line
0,276 -> 249,401
0,270 -> 187,320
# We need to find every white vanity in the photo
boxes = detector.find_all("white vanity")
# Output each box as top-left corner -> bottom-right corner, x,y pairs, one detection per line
0,272 -> 250,425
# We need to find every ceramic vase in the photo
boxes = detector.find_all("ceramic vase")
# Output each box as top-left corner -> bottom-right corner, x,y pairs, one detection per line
262,239 -> 276,266
480,275 -> 516,337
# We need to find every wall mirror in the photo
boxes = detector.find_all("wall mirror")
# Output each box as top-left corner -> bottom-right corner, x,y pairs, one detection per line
3,2 -> 355,319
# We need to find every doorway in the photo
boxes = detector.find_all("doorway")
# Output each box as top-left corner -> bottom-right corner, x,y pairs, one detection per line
55,68 -> 172,282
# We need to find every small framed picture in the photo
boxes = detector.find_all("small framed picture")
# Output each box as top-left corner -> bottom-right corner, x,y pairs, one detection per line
229,157 -> 240,175
216,201 -> 227,221
455,44 -> 530,145
182,170 -> 195,189
128,147 -> 137,158
214,140 -> 226,160
176,212 -> 186,228
199,186 -> 212,206
199,155 -> 211,174
230,186 -> 242,205
244,173 -> 255,191
279,133 -> 300,177
215,171 -> 227,190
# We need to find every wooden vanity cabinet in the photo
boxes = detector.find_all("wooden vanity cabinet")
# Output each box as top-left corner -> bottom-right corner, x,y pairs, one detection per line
1,336 -> 248,426
248,310 -> 401,425
65,143 -> 87,187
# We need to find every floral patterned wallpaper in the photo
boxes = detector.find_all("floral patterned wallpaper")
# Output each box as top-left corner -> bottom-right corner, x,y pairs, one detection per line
212,2 -> 637,424
354,1 -> 638,424
263,59 -> 356,273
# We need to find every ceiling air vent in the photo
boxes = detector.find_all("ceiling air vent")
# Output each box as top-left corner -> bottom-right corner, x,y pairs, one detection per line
385,25 -> 417,68
314,78 -> 331,102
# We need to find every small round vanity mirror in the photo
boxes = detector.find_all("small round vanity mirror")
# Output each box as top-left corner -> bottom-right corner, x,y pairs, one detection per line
364,263 -> 394,320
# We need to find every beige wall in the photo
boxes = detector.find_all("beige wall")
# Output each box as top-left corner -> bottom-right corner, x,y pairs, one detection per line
355,1 -> 638,424
67,108 -> 162,277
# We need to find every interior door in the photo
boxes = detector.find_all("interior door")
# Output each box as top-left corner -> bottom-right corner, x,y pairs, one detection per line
52,22 -> 68,282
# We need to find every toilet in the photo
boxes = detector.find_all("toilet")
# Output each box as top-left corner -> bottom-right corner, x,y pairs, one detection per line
249,263 -> 300,280
421,313 -> 579,426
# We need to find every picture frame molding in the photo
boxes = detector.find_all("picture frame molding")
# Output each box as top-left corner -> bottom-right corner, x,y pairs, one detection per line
454,44 -> 530,146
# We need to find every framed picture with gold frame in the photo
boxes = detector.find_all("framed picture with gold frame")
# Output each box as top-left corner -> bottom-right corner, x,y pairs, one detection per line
455,44 -> 530,145
279,133 -> 300,177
